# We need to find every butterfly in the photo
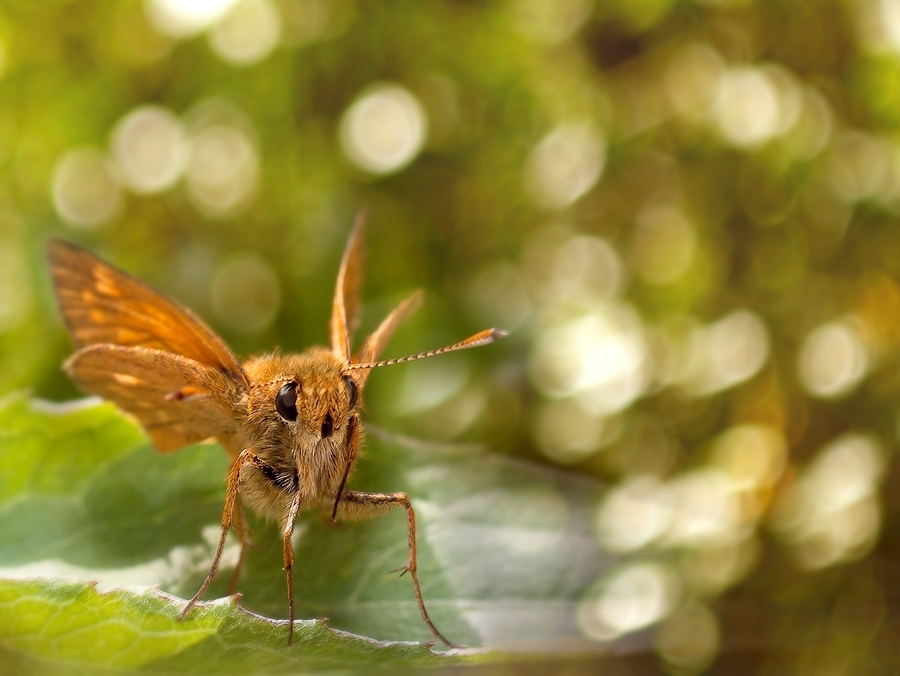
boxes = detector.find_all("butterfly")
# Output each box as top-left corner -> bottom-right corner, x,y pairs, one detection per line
48,216 -> 506,646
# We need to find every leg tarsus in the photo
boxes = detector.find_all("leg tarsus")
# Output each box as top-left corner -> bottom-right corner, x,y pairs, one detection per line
228,496 -> 254,595
283,491 -> 302,646
338,490 -> 455,648
388,565 -> 410,578
179,449 -> 272,623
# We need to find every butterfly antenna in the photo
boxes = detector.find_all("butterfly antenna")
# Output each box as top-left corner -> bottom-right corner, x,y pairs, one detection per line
348,328 -> 508,370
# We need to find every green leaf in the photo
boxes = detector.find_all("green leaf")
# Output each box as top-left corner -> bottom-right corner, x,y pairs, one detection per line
0,394 -> 610,672
0,579 -> 220,669
0,579 -> 446,673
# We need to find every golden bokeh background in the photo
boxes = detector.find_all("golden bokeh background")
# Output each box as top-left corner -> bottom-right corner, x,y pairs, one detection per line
3,0 -> 900,672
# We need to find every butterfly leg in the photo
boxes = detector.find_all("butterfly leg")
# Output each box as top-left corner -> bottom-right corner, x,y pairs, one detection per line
228,494 -> 254,595
179,448 -> 272,622
330,414 -> 359,521
283,491 -> 302,645
336,490 -> 455,648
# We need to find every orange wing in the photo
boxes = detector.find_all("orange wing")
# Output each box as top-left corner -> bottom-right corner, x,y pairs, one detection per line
330,212 -> 366,362
65,345 -> 246,455
48,240 -> 248,387
49,240 -> 250,455
355,291 -> 422,385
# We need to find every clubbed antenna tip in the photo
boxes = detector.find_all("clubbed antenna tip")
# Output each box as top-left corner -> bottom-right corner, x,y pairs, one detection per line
349,327 -> 508,371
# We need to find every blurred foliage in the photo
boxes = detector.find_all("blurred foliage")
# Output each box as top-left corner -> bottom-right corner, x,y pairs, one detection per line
3,0 -> 900,673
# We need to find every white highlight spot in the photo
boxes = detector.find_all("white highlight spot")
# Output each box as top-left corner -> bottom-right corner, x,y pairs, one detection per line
798,318 -> 869,398
111,105 -> 189,194
596,477 -> 671,552
186,123 -> 259,216
534,398 -> 616,464
530,303 -> 647,416
690,310 -> 770,395
578,563 -> 678,641
880,0 -> 900,52
709,424 -> 787,492
209,0 -> 281,66
339,83 -> 427,175
52,148 -> 123,229
522,228 -> 627,304
524,124 -> 606,209
145,0 -> 240,38
506,0 -> 593,44
713,67 -> 782,148
771,434 -> 885,569
662,470 -> 746,548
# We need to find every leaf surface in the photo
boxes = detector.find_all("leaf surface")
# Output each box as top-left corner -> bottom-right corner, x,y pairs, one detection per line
0,395 -> 613,672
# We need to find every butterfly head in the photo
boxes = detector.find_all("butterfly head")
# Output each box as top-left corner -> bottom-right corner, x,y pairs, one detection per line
244,348 -> 361,448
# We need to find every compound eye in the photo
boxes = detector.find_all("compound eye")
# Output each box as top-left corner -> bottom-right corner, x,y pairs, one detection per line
276,381 -> 299,421
343,375 -> 358,409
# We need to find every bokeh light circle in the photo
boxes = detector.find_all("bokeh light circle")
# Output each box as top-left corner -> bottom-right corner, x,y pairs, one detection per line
209,0 -> 281,65
209,253 -> 281,333
524,124 -> 606,209
339,83 -> 428,175
51,148 -> 123,229
111,105 -> 189,194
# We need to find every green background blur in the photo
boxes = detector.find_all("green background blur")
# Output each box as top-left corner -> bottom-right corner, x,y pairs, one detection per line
3,0 -> 900,672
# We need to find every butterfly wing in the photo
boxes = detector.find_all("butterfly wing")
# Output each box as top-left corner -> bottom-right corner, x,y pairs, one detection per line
65,344 -> 247,455
355,290 -> 422,385
48,240 -> 247,386
49,240 -> 250,455
330,213 -> 366,362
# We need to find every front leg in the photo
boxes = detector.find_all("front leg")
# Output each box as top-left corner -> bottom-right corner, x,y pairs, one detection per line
228,493 -> 254,594
337,490 -> 455,648
179,449 -> 283,622
330,414 -> 360,520
282,490 -> 302,645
